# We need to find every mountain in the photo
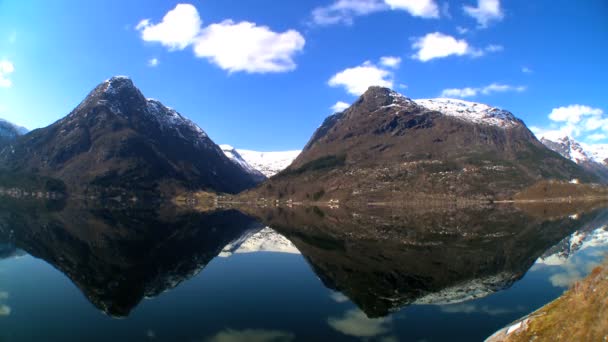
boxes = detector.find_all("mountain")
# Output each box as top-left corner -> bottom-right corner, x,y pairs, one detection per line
540,136 -> 608,182
220,145 -> 267,182
249,87 -> 592,202
0,76 -> 262,195
236,149 -> 301,177
0,118 -> 28,146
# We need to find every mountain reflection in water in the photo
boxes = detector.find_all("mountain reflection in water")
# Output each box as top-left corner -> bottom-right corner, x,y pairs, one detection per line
0,199 -> 606,322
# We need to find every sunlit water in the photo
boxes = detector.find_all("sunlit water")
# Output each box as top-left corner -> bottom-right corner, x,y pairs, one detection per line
0,202 -> 606,342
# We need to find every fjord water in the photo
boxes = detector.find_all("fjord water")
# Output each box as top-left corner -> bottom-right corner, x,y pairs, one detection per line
0,200 -> 607,342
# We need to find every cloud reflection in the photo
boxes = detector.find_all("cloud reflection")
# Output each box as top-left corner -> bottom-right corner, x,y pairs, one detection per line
206,329 -> 294,342
328,309 -> 393,337
439,303 -> 526,316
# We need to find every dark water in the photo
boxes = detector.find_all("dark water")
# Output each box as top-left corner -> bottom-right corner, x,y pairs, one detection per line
0,200 -> 607,342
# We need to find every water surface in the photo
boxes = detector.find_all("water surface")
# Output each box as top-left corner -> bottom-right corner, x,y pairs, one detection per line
0,200 -> 606,341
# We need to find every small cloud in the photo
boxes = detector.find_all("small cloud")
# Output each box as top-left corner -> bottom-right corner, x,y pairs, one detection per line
411,32 -> 500,62
329,291 -> 350,303
329,60 -> 394,96
440,83 -> 525,98
548,105 -> 603,124
384,0 -> 440,18
136,4 -> 203,50
463,0 -> 504,28
310,0 -> 439,26
0,304 -> 10,316
148,58 -> 159,67
456,26 -> 469,34
328,309 -> 393,338
398,83 -> 408,89
439,303 -> 526,316
0,60 -> 15,88
331,101 -> 350,113
379,56 -> 402,68
522,66 -> 533,73
531,104 -> 607,142
206,329 -> 295,342
588,133 -> 607,141
193,20 -> 305,74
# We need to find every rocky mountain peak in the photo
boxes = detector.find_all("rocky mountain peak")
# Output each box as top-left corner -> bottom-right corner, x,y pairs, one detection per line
355,86 -> 413,112
540,135 -> 592,164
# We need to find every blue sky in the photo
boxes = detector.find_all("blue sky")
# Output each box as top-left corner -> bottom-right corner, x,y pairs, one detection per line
0,0 -> 606,150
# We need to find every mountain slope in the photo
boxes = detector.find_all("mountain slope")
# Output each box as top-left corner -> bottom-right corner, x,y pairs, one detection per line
0,76 -> 261,195
220,145 -> 266,182
236,149 -> 301,177
0,118 -> 28,146
249,87 -> 593,202
540,136 -> 608,182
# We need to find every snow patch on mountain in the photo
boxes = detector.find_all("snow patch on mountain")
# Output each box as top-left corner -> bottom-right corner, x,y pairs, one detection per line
583,143 -> 608,165
219,227 -> 300,257
414,98 -> 520,128
540,136 -> 595,164
220,145 -> 266,180
236,149 -> 301,177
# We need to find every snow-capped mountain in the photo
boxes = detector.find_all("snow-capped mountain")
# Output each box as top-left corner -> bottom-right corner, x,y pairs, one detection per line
220,227 -> 300,257
220,145 -> 266,182
540,136 -> 595,164
539,136 -> 608,182
254,86 -> 590,201
414,98 -> 521,128
0,76 -> 262,194
236,149 -> 301,177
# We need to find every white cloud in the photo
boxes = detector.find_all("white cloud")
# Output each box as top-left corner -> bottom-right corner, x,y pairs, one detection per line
137,4 -> 305,74
310,0 -> 438,26
207,329 -> 294,342
532,104 -> 607,143
136,4 -> 203,50
456,26 -> 469,34
147,58 -> 159,67
193,20 -> 305,73
463,0 -> 504,27
440,83 -> 525,98
0,60 -> 15,88
441,87 -> 478,98
330,291 -> 350,303
522,66 -> 533,73
0,305 -> 10,316
412,32 -> 486,62
328,309 -> 392,337
548,105 -> 603,124
331,101 -> 351,113
588,133 -> 607,141
439,303 -> 526,316
379,56 -> 402,68
384,0 -> 439,18
329,60 -> 394,95
311,0 -> 386,26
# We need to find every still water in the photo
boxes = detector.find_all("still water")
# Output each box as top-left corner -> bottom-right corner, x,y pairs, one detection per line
0,200 -> 607,341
